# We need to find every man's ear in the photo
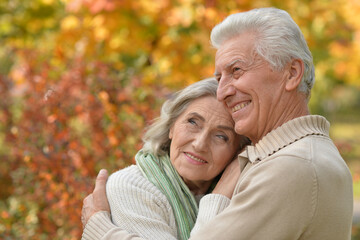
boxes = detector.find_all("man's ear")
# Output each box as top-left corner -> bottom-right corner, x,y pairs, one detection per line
285,59 -> 304,91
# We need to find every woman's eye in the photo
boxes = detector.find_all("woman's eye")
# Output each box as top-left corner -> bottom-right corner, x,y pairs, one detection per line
216,134 -> 229,142
188,118 -> 197,125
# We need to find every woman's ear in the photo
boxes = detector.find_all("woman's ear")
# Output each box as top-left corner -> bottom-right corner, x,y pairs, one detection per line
169,126 -> 173,140
285,58 -> 304,91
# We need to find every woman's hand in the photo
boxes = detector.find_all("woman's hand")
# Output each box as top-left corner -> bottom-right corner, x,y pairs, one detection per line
81,169 -> 110,228
211,158 -> 240,199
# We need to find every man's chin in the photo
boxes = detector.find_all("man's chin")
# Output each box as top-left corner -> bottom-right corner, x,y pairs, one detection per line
234,120 -> 250,136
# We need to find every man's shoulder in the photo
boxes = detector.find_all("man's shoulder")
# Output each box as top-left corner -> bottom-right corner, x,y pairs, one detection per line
273,130 -> 338,158
256,134 -> 350,185
275,132 -> 344,167
256,151 -> 315,179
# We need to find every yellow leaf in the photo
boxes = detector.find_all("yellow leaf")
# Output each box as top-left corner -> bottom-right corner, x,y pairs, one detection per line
61,15 -> 80,30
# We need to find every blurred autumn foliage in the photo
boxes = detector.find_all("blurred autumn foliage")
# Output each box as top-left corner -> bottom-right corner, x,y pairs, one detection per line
0,0 -> 359,239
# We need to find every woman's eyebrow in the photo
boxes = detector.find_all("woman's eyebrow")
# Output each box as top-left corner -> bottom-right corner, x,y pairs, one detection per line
188,112 -> 205,121
217,125 -> 235,132
188,112 -> 234,132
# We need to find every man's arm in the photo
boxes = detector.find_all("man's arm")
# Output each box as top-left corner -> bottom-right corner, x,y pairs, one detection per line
189,157 -> 316,240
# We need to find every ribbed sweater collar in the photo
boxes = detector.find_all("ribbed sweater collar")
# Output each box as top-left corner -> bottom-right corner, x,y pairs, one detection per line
240,115 -> 330,163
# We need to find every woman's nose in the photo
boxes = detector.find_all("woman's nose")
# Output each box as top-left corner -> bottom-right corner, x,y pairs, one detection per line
192,132 -> 208,152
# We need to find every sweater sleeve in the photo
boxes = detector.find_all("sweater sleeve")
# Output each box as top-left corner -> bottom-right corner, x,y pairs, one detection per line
82,165 -> 178,240
106,165 -> 178,240
82,211 -> 144,240
82,194 -> 230,240
188,156 -> 317,240
190,194 -> 230,236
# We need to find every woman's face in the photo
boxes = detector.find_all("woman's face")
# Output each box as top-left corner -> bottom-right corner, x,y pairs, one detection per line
169,95 -> 241,193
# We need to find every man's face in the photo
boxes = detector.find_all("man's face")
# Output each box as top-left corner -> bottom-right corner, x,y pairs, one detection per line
214,33 -> 288,143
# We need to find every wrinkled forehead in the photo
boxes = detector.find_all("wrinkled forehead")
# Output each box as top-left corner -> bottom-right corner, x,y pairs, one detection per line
215,34 -> 257,66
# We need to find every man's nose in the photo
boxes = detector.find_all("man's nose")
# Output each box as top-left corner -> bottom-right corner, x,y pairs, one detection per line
217,78 -> 235,102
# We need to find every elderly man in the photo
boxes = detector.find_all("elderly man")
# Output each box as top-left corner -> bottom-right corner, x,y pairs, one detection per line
82,7 -> 353,240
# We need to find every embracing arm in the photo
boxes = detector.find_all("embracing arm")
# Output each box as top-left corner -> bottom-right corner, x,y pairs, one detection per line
81,169 -> 143,240
189,157 -> 317,240
190,158 -> 240,235
82,158 -> 243,240
106,166 -> 178,239
82,167 -> 178,240
82,211 -> 143,240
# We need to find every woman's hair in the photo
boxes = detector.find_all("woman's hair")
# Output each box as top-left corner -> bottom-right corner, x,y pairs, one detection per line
210,7 -> 315,100
142,78 -> 219,156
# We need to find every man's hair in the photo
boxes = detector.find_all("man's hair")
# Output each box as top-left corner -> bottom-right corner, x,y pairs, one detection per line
211,7 -> 315,99
142,78 -> 219,157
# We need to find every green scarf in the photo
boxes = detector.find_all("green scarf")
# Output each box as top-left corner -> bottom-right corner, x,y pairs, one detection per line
135,150 -> 198,240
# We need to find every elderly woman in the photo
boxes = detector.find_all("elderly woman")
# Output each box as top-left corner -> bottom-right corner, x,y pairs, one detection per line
81,78 -> 250,240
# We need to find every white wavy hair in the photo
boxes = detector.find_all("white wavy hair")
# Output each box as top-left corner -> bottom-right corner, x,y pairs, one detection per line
211,7 -> 315,99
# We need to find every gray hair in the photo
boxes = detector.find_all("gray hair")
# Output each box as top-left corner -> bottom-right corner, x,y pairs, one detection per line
211,7 -> 315,99
142,78 -> 219,156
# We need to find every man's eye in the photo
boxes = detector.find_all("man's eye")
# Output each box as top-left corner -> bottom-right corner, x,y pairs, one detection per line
233,67 -> 241,73
232,67 -> 243,78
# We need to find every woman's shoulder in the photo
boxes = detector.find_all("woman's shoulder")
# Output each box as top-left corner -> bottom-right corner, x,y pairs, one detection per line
107,165 -> 165,198
108,165 -> 142,181
108,165 -> 147,188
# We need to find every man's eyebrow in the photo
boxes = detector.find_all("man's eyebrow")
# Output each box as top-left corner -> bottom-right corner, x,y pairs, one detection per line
214,59 -> 245,76
226,59 -> 244,69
